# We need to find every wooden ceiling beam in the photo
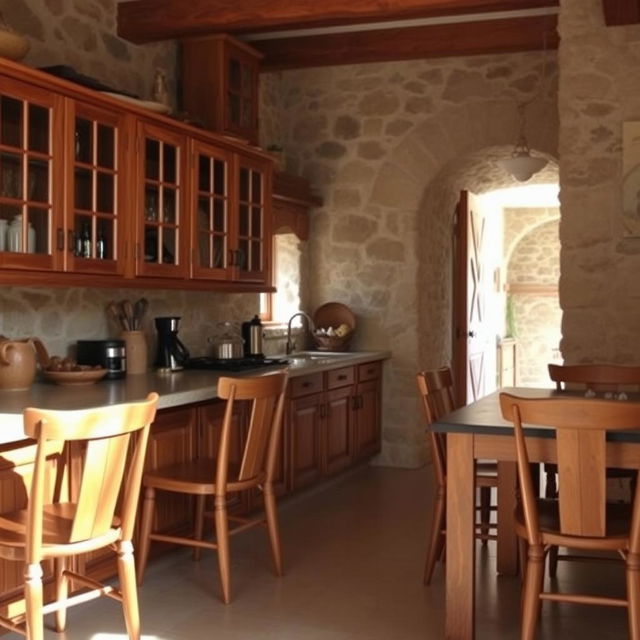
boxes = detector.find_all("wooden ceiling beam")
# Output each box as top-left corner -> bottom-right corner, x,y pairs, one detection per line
118,0 -> 559,44
602,0 -> 640,26
254,14 -> 558,71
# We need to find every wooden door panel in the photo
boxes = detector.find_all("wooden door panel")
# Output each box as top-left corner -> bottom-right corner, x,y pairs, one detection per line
324,386 -> 354,475
288,394 -> 323,490
354,380 -> 381,460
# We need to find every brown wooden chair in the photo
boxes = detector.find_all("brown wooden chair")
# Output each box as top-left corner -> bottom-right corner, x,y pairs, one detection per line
545,363 -> 640,499
417,367 -> 498,584
137,372 -> 288,604
0,392 -> 159,640
500,392 -> 640,640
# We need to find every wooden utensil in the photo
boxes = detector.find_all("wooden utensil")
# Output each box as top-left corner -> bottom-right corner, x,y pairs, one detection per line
121,300 -> 134,331
133,298 -> 149,330
106,301 -> 122,329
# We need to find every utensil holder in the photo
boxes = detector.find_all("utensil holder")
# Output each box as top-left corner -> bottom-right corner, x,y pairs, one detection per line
121,331 -> 147,375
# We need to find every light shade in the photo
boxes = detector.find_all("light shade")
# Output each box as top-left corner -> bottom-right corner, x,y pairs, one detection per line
499,151 -> 547,182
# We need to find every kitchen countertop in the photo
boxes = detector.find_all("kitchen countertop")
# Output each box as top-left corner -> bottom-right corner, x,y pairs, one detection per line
0,350 -> 389,445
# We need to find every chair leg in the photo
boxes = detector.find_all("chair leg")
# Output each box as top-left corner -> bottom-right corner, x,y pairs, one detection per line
548,545 -> 559,579
117,540 -> 141,640
627,552 -> 640,640
193,494 -> 206,562
214,495 -> 232,604
479,486 -> 491,546
521,546 -> 545,640
545,467 -> 557,499
54,557 -> 69,632
136,486 -> 156,586
263,484 -> 283,576
424,485 -> 446,585
24,562 -> 44,640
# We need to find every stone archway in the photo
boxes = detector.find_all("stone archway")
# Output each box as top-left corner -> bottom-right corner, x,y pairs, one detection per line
274,51 -> 560,467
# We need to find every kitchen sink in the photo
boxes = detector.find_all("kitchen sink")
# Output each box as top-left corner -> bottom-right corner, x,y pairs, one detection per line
283,351 -> 354,367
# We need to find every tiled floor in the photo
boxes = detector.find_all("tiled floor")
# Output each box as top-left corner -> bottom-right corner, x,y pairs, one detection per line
19,465 -> 632,639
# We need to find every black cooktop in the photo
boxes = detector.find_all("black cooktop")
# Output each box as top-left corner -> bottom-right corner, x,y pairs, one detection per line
185,356 -> 290,372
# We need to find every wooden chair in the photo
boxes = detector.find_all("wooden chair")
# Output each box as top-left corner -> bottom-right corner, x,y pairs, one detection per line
545,363 -> 640,499
0,392 -> 159,640
500,392 -> 640,640
136,372 -> 288,604
417,367 -> 498,584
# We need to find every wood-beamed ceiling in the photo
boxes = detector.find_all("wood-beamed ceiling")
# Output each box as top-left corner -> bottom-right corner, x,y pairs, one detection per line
121,0 -> 640,70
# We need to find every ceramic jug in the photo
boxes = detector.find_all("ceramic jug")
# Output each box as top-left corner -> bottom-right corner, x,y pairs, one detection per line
0,336 -> 46,390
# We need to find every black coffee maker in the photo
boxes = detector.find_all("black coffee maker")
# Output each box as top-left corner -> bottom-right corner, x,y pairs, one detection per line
155,316 -> 190,371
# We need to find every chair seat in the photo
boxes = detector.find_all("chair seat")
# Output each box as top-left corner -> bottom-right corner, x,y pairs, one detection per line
515,499 -> 632,540
0,503 -> 121,555
143,458 -> 265,494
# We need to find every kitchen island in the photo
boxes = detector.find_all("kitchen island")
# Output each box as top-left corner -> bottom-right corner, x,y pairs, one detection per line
0,350 -> 388,608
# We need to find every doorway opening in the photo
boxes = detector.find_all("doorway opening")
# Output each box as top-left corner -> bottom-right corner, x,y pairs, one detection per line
459,182 -> 560,400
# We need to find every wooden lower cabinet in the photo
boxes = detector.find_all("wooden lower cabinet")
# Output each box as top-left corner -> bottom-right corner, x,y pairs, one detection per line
288,392 -> 324,490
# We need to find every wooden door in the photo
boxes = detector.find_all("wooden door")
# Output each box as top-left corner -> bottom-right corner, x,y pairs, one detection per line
354,379 -> 381,460
288,393 -> 323,490
64,99 -> 129,276
324,385 -> 354,475
190,139 -> 234,281
135,120 -> 188,279
231,154 -> 272,284
0,78 -> 64,272
453,190 -> 491,406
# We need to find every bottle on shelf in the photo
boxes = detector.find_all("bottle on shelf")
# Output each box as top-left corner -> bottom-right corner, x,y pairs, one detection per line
7,214 -> 35,253
81,221 -> 91,259
96,224 -> 106,259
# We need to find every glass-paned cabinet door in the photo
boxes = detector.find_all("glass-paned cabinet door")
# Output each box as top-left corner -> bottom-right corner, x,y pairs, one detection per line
68,102 -> 125,275
0,81 -> 63,271
191,140 -> 232,280
234,155 -> 271,283
224,46 -> 259,144
137,122 -> 186,278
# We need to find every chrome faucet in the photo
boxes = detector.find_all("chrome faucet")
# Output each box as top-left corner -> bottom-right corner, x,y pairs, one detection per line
285,312 -> 315,355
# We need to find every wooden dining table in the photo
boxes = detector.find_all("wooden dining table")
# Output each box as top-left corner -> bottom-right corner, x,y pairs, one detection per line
432,386 -> 640,640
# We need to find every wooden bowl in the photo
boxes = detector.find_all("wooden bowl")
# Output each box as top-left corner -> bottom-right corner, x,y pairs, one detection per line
42,368 -> 108,386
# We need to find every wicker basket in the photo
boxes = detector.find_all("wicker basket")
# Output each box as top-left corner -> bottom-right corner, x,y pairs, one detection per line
312,302 -> 356,352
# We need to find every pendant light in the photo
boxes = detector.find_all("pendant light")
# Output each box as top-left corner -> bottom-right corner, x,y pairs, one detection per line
498,101 -> 548,182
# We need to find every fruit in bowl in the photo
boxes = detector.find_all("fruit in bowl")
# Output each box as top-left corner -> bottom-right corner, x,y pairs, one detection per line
42,357 -> 107,385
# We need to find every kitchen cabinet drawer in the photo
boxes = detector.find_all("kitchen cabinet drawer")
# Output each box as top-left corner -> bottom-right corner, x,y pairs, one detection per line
290,372 -> 323,398
358,361 -> 381,382
327,366 -> 355,390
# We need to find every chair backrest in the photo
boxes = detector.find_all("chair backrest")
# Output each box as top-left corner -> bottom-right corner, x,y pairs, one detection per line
548,363 -> 640,392
215,372 -> 288,491
22,392 -> 158,562
500,392 -> 640,546
416,368 -> 457,485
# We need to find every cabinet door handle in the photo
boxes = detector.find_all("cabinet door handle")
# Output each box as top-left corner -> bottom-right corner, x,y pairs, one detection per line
319,403 -> 326,418
351,396 -> 359,411
302,381 -> 311,388
56,228 -> 64,252
228,249 -> 235,267
338,374 -> 347,380
357,395 -> 363,410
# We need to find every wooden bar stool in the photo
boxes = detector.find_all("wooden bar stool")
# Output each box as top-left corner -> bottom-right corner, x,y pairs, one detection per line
417,367 -> 498,584
136,372 -> 288,604
0,393 -> 159,640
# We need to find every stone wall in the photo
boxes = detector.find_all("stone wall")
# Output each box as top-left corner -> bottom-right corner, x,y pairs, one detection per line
0,0 -> 259,364
3,0 -> 176,102
504,210 -> 561,385
559,0 -> 640,364
270,52 -> 558,466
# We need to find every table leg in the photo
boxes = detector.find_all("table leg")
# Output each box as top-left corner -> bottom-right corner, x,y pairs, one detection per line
446,433 -> 475,640
497,461 -> 518,576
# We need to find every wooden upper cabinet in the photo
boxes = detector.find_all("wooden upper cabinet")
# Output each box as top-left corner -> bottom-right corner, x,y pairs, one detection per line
65,100 -> 130,276
181,34 -> 263,145
190,138 -> 233,280
135,120 -> 188,279
233,154 -> 271,283
0,80 -> 64,272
